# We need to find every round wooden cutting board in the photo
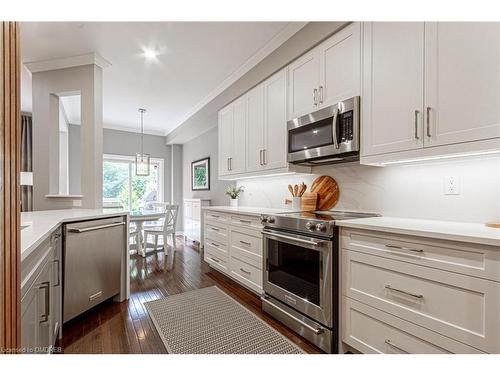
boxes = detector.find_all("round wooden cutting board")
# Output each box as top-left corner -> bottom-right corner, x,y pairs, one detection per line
310,175 -> 340,211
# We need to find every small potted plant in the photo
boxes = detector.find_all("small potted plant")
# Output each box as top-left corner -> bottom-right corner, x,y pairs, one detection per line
226,185 -> 244,207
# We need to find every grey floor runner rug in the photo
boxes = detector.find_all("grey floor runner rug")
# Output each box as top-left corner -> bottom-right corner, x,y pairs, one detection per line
145,286 -> 305,354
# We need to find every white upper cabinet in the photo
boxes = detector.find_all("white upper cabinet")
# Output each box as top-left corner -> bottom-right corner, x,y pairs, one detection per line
287,49 -> 320,119
424,22 -> 500,147
288,22 -> 361,120
218,105 -> 233,176
362,22 -> 425,157
263,69 -> 288,170
319,22 -> 361,108
245,85 -> 265,173
218,98 -> 246,176
231,97 -> 247,174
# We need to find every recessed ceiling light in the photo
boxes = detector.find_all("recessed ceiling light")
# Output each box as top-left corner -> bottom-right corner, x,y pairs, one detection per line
142,48 -> 159,60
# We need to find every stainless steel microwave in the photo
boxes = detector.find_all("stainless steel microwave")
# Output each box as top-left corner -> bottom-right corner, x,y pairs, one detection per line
287,96 -> 360,166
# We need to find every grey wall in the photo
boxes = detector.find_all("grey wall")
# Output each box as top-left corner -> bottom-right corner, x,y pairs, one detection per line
182,126 -> 228,209
171,144 -> 183,230
103,128 -> 172,202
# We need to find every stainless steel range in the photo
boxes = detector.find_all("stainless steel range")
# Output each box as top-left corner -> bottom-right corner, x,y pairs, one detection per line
260,210 -> 377,353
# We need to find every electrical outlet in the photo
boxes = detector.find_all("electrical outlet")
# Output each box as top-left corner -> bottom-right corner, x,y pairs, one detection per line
444,175 -> 460,195
72,199 -> 82,207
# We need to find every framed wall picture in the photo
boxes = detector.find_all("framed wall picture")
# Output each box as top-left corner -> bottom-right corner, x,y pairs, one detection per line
191,157 -> 210,191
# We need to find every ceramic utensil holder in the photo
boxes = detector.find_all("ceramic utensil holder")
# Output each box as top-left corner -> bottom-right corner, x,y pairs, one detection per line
292,197 -> 301,210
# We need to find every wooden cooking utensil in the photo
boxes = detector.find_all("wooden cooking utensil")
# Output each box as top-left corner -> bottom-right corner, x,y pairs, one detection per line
293,184 -> 299,197
310,175 -> 340,210
298,182 -> 307,197
288,184 -> 294,197
301,192 -> 318,211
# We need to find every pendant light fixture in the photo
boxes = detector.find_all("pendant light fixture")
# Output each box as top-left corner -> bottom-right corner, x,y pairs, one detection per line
135,108 -> 150,176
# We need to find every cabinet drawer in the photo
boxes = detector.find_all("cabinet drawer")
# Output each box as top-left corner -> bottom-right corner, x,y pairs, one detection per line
229,255 -> 262,293
342,229 -> 500,282
230,229 -> 262,268
342,249 -> 500,353
342,297 -> 483,354
204,211 -> 229,225
204,240 -> 228,262
205,247 -> 229,274
230,214 -> 262,230
204,223 -> 228,245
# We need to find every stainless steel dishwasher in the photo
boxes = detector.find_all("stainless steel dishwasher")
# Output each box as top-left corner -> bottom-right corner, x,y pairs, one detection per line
63,216 -> 126,323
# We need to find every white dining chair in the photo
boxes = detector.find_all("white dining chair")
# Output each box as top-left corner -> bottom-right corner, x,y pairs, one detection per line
143,204 -> 179,253
129,223 -> 140,253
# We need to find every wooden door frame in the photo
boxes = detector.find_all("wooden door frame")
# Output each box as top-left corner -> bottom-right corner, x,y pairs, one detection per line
0,21 -> 21,353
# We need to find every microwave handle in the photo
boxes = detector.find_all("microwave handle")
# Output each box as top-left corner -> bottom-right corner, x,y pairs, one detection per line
332,107 -> 340,149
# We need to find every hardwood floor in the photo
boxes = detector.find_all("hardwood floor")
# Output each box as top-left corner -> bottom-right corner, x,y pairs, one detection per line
60,237 -> 322,354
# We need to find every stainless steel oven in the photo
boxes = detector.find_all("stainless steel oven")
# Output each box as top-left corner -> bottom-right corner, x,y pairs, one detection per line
262,228 -> 336,353
287,96 -> 360,166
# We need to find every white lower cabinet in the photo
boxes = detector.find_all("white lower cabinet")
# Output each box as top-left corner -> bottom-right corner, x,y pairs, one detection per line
184,199 -> 210,244
21,228 -> 62,353
203,210 -> 263,294
341,228 -> 500,354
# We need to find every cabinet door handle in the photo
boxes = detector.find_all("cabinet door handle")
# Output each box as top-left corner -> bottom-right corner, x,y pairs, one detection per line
414,110 -> 420,140
313,88 -> 318,106
239,240 -> 251,245
239,267 -> 251,275
227,158 -> 230,171
385,244 -> 423,253
210,227 -> 220,232
259,150 -> 263,166
385,339 -> 409,354
210,214 -> 220,218
385,284 -> 423,299
264,149 -> 267,165
319,86 -> 324,104
209,257 -> 220,264
426,106 -> 432,138
38,282 -> 50,323
210,242 -> 220,247
239,219 -> 252,224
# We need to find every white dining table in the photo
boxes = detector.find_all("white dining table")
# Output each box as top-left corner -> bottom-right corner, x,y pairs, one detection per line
130,209 -> 165,257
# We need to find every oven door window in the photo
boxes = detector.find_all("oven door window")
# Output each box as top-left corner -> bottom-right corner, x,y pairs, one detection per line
267,238 -> 321,306
288,117 -> 334,153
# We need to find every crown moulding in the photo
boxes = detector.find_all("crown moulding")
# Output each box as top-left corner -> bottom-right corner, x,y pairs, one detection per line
25,52 -> 111,73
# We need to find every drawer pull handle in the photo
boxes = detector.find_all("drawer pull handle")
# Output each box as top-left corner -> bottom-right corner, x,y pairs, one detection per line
209,257 -> 220,264
210,227 -> 220,232
385,244 -> 423,253
239,268 -> 251,275
385,339 -> 409,354
385,285 -> 423,299
239,240 -> 251,246
210,214 -> 220,218
239,219 -> 252,224
211,242 -> 220,247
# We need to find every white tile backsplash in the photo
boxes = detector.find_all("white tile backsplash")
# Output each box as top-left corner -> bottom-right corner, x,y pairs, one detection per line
236,156 -> 500,223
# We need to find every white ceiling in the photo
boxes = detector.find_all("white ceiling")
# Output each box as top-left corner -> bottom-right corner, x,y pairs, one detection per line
20,22 -> 303,136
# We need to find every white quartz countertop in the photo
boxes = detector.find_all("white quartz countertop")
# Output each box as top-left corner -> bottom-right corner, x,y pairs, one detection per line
21,209 -> 129,261
336,216 -> 500,247
202,206 -> 291,216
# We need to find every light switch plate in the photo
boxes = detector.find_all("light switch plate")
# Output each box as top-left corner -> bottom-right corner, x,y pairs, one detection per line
444,175 -> 460,195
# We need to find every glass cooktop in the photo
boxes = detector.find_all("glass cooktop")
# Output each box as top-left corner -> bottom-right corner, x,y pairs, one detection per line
276,210 -> 377,222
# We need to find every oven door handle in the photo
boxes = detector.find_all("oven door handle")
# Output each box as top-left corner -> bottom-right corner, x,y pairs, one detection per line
262,230 -> 327,247
262,296 -> 324,335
